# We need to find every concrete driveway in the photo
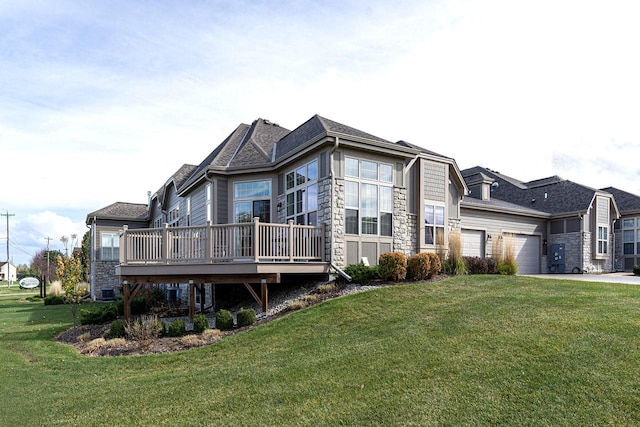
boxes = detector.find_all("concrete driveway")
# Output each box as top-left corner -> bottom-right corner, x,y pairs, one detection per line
526,272 -> 640,285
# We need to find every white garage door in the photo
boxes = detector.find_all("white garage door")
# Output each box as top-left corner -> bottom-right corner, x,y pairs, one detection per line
461,229 -> 484,257
513,234 -> 540,274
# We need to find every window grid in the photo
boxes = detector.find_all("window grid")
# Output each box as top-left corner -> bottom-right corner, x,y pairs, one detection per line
285,159 -> 318,225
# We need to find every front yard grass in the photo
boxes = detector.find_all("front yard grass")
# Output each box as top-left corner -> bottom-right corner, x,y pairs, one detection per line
1,275 -> 639,425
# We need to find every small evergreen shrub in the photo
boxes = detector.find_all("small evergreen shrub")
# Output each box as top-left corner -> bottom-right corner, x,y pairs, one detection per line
215,309 -> 234,331
634,265 -> 640,276
167,318 -> 186,337
193,314 -> 209,334
427,253 -> 441,278
464,257 -> 489,275
407,253 -> 431,281
80,304 -> 118,325
131,296 -> 147,315
237,308 -> 257,328
343,263 -> 379,285
378,252 -> 407,281
109,320 -> 126,339
44,295 -> 64,306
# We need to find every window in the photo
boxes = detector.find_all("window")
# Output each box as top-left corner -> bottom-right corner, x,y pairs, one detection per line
234,180 -> 271,223
597,226 -> 608,254
168,206 -> 180,227
186,197 -> 191,226
425,204 -> 445,245
344,157 -> 394,236
101,233 -> 119,260
622,218 -> 640,256
285,160 -> 318,225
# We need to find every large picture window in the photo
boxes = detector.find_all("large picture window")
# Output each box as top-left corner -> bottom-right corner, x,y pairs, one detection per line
101,233 -> 120,260
425,204 -> 445,245
286,160 -> 318,225
623,218 -> 640,255
234,180 -> 271,223
344,157 -> 393,236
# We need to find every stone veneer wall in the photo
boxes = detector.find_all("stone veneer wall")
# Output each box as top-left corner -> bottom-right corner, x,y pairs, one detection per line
318,177 -> 335,265
393,187 -> 411,255
331,178 -> 346,267
94,260 -> 121,300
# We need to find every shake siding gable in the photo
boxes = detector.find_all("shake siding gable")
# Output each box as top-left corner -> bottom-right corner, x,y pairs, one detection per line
424,161 -> 446,202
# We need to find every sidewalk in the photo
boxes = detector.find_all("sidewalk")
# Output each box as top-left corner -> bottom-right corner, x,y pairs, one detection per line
527,272 -> 640,285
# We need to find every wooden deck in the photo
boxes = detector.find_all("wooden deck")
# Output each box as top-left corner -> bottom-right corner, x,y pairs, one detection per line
114,218 -> 329,320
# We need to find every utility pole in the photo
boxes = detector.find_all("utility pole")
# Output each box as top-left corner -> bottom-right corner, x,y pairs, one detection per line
1,211 -> 15,287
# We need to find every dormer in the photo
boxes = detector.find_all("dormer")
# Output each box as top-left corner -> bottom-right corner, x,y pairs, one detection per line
465,172 -> 495,201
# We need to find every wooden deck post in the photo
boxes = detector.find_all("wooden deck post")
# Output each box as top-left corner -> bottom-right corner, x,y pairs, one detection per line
288,219 -> 294,262
261,279 -> 268,313
253,217 -> 260,262
123,281 -> 130,322
188,280 -> 195,321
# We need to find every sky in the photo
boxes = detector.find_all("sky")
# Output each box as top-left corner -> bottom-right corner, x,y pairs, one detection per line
1,0 -> 639,266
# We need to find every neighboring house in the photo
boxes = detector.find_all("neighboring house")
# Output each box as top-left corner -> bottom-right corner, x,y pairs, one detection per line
0,262 -> 17,282
86,115 -> 640,311
461,167 -> 621,274
601,187 -> 640,271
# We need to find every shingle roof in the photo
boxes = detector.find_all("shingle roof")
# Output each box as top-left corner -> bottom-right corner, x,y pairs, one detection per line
461,196 -> 549,217
601,187 -> 640,213
462,166 -> 604,215
154,164 -> 198,203
86,202 -> 148,222
274,115 -> 393,161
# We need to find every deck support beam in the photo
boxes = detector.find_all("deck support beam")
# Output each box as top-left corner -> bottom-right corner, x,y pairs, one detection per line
243,279 -> 268,313
122,281 -> 144,322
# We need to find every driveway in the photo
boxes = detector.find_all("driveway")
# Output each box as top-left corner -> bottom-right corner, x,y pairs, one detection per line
526,272 -> 640,286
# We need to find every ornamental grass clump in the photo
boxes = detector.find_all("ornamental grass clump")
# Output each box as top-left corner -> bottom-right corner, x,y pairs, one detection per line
443,230 -> 467,276
127,314 -> 164,342
378,252 -> 407,282
497,234 -> 518,275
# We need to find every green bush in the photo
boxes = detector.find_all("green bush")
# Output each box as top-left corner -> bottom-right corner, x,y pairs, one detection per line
215,309 -> 234,331
131,296 -> 147,315
193,314 -> 209,334
344,263 -> 379,285
634,265 -> 640,276
497,260 -> 518,275
44,295 -> 64,306
427,253 -> 442,278
407,253 -> 431,281
237,308 -> 257,328
109,320 -> 126,339
167,318 -> 186,337
80,304 -> 118,325
378,252 -> 407,282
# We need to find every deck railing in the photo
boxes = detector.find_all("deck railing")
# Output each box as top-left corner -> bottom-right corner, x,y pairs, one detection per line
119,218 -> 325,265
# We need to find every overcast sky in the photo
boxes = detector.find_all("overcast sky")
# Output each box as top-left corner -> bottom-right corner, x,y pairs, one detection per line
2,0 -> 639,266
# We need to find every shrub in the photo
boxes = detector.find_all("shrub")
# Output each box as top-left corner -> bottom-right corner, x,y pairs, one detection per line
407,253 -> 431,281
131,296 -> 147,315
142,287 -> 167,308
464,257 -> 489,275
427,253 -> 441,278
443,257 -> 467,275
497,260 -> 518,275
486,257 -> 498,274
167,318 -> 187,337
80,304 -> 118,325
109,320 -> 126,339
378,252 -> 407,281
44,295 -> 64,306
193,314 -> 209,334
343,264 -> 379,285
237,308 -> 257,328
215,309 -> 234,331
634,265 -> 640,276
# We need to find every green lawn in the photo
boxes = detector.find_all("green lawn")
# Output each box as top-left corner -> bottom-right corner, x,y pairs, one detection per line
1,275 -> 639,426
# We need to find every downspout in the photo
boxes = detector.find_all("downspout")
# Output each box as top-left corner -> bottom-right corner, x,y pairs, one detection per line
611,218 -> 617,272
205,171 -> 215,224
329,136 -> 351,281
87,216 -> 96,301
579,213 -> 584,274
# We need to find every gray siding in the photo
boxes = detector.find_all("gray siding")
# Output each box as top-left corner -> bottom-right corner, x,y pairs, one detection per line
424,160 -> 446,202
189,185 -> 207,226
596,196 -> 610,224
448,171 -> 460,219
217,178 -> 228,224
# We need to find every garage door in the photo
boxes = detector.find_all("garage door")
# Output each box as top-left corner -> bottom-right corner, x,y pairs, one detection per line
461,229 -> 484,257
513,234 -> 540,274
